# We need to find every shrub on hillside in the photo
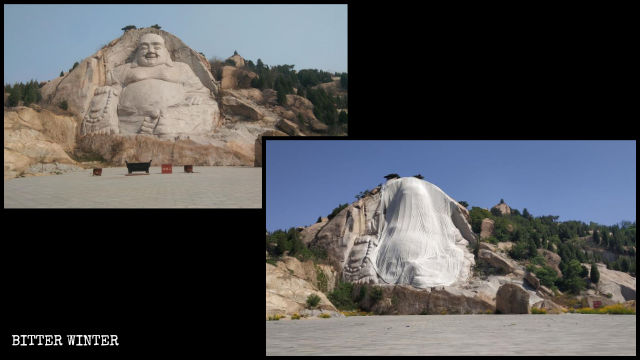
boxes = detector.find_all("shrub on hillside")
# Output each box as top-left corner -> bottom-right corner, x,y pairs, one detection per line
327,281 -> 356,310
306,294 -> 321,309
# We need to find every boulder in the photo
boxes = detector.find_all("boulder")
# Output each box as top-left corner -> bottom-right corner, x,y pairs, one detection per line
496,283 -> 530,314
220,66 -> 238,89
266,262 -> 338,317
491,202 -> 511,216
538,285 -> 554,297
480,218 -> 495,239
583,263 -> 636,303
228,88 -> 265,105
524,271 -> 540,290
276,119 -> 304,136
221,95 -> 263,121
478,249 -> 518,274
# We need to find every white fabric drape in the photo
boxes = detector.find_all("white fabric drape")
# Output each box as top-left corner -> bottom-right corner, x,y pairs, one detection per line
370,177 -> 465,288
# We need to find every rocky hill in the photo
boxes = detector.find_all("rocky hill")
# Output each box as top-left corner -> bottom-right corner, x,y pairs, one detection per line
266,177 -> 636,317
4,27 -> 344,179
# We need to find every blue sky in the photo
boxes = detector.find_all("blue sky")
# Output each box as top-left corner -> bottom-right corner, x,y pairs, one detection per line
3,4 -> 347,85
266,140 -> 636,232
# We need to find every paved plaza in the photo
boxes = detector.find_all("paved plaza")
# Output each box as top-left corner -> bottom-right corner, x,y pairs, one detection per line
266,314 -> 636,356
4,166 -> 261,208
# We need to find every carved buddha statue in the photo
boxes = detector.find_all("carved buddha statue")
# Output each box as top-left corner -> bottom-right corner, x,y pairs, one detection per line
81,34 -> 219,137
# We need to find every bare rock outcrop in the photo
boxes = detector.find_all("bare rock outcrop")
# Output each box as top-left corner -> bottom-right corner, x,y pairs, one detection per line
226,54 -> 245,68
76,133 -> 253,166
356,284 -> 494,315
491,202 -> 511,216
4,106 -> 80,179
524,271 -> 541,290
478,249 -> 519,274
298,218 -> 329,245
583,263 -> 636,303
496,283 -> 530,314
266,262 -> 338,317
480,218 -> 495,239
276,256 -> 337,294
221,95 -> 263,121
276,118 -> 304,136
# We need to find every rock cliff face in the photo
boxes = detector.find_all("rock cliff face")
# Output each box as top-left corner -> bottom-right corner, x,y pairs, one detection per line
266,257 -> 338,317
4,106 -> 82,179
583,263 -> 636,303
311,178 -> 477,289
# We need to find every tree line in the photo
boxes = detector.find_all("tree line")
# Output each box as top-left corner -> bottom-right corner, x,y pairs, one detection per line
5,80 -> 42,107
468,201 -> 636,294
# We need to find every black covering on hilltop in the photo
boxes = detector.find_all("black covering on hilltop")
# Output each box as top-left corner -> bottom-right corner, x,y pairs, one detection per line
413,174 -> 424,179
384,173 -> 400,180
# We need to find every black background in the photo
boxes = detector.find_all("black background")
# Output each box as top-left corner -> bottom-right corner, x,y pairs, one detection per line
3,1 -> 635,356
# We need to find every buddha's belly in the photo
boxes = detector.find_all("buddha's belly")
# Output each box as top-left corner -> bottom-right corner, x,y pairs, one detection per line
119,79 -> 185,112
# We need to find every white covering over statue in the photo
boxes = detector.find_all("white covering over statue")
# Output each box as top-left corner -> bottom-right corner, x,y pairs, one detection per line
344,177 -> 475,288
81,33 -> 219,137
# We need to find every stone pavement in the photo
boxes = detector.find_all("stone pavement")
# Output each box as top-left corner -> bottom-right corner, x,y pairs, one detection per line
266,314 -> 636,356
4,166 -> 261,208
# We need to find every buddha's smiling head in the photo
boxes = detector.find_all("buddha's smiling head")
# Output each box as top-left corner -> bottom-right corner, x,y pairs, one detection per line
135,34 -> 172,67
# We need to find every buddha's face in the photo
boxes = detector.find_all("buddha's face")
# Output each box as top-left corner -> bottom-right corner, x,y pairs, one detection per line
136,34 -> 170,67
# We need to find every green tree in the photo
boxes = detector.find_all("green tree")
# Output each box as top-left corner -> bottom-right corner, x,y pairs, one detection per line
7,84 -> 22,107
533,265 -> 558,287
458,201 -> 469,209
590,262 -> 600,284
592,230 -> 600,245
60,71 -> 64,77
527,239 -> 538,259
151,24 -> 161,29
620,257 -> 630,272
500,198 -> 505,204
490,207 -> 502,217
121,25 -> 137,32
559,259 -> 587,294
233,50 -> 238,56
340,72 -> 347,89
